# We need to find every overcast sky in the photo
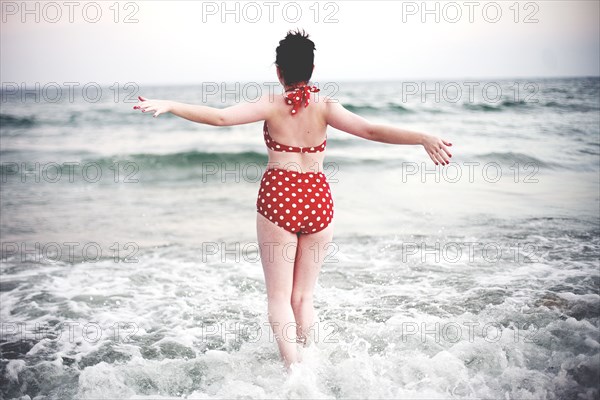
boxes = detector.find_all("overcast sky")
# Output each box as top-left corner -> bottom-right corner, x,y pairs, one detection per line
1,1 -> 599,86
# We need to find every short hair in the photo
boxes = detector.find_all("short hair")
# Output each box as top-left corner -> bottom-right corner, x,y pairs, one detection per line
275,29 -> 316,86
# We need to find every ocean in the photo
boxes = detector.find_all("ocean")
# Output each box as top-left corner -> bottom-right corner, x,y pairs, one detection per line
1,77 -> 599,399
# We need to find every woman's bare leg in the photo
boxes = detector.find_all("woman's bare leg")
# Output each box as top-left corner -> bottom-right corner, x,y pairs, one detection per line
256,212 -> 299,369
291,221 -> 334,346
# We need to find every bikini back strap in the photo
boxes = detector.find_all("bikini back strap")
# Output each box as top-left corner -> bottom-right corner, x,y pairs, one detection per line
263,121 -> 326,153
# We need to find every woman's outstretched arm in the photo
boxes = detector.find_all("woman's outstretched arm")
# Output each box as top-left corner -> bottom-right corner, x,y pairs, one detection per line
325,99 -> 453,165
133,95 -> 272,126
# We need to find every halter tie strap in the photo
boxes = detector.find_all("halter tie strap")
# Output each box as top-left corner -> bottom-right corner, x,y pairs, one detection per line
285,85 -> 320,115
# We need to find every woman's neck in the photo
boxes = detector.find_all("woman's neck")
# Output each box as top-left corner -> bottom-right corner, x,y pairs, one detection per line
283,81 -> 308,92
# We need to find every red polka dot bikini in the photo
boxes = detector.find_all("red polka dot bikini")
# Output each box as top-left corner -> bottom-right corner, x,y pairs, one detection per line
256,84 -> 334,234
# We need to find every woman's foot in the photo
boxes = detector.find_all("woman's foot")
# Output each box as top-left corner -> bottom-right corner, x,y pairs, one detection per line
285,359 -> 302,374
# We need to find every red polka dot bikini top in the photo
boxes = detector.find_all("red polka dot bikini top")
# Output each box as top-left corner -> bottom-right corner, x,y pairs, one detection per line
263,84 -> 326,154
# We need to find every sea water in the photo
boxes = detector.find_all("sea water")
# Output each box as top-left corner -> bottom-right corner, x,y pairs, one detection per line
1,77 -> 598,398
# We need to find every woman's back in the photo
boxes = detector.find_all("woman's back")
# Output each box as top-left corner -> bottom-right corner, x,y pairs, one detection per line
263,91 -> 328,173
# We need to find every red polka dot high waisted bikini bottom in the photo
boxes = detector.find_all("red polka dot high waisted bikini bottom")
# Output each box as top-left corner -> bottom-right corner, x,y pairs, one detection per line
256,168 -> 334,234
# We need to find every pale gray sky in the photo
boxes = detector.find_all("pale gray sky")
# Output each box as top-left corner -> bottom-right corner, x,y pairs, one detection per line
1,0 -> 599,86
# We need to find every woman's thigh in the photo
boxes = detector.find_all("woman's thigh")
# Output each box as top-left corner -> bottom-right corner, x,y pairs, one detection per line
293,220 -> 335,296
256,212 -> 299,298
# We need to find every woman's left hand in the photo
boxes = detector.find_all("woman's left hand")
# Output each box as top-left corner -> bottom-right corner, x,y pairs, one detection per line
422,135 -> 453,165
133,96 -> 172,118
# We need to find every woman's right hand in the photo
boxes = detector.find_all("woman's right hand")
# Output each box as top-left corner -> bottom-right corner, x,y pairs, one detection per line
133,96 -> 172,118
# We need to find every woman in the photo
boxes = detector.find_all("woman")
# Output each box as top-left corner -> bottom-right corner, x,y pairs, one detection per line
134,29 -> 452,370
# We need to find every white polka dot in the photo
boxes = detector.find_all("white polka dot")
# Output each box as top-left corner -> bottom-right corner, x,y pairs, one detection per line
274,209 -> 277,214
312,210 -> 316,214
279,203 -> 283,207
320,223 -> 324,228
292,204 -> 297,208
280,216 -> 284,220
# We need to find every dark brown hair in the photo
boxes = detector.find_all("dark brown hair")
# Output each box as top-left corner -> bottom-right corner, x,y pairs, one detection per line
275,29 -> 316,86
